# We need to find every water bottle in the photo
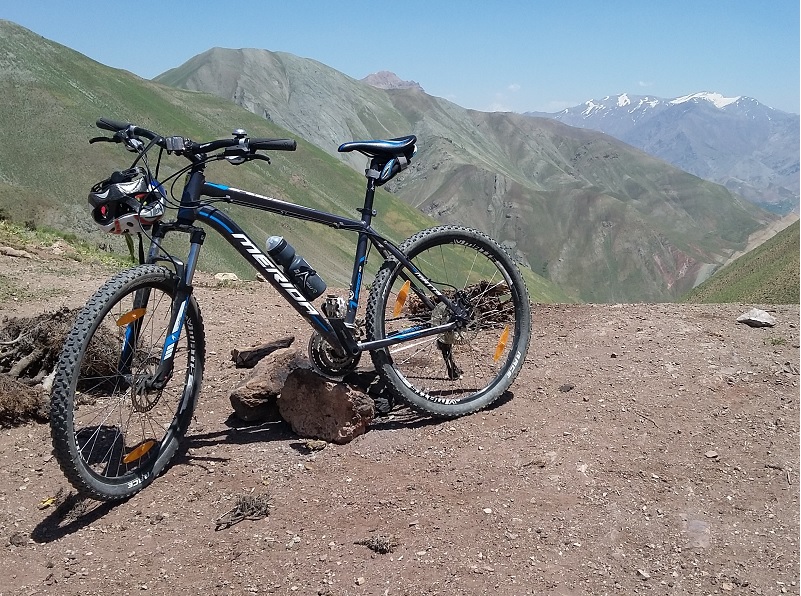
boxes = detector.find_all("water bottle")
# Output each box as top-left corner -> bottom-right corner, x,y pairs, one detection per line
265,235 -> 327,301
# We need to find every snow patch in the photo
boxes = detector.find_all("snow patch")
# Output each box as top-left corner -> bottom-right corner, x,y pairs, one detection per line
617,93 -> 631,107
582,100 -> 603,116
670,91 -> 741,109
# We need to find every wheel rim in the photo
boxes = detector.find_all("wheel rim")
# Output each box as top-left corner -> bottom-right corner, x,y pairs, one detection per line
379,238 -> 522,404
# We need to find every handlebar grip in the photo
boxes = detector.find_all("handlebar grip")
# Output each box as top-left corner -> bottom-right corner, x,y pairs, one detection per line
96,118 -> 159,141
96,117 -> 131,132
249,138 -> 297,151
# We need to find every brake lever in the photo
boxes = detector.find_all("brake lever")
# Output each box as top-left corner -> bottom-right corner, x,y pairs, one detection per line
223,148 -> 271,165
89,136 -> 116,144
248,153 -> 271,164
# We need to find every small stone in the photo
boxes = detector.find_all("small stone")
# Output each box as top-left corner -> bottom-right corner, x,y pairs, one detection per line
355,577 -> 365,585
736,308 -> 776,328
558,383 -> 575,392
214,272 -> 239,283
0,246 -> 33,259
637,569 -> 650,580
705,450 -> 719,459
483,508 -> 493,514
9,532 -> 26,547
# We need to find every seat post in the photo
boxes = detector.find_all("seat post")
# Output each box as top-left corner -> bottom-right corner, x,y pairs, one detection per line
358,158 -> 382,226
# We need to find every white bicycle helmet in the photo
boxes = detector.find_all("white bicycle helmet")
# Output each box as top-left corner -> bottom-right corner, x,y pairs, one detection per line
89,167 -> 165,234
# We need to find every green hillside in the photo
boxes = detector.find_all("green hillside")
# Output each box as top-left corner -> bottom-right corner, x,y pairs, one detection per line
681,221 -> 800,304
156,47 -> 774,302
0,21 -> 570,303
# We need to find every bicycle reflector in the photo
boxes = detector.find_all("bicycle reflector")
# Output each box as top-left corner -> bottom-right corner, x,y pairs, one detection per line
493,325 -> 510,362
393,280 -> 411,317
88,167 -> 165,234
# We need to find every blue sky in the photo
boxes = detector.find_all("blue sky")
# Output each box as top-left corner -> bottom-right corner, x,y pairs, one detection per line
2,1 -> 799,114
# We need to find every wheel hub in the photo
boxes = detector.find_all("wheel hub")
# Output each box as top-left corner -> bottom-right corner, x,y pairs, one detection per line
131,356 -> 162,412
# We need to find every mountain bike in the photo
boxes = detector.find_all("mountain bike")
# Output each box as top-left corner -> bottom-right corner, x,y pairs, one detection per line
50,118 -> 532,501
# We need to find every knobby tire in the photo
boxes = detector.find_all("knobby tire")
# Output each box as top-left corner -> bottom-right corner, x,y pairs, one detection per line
366,225 -> 531,418
50,265 -> 204,501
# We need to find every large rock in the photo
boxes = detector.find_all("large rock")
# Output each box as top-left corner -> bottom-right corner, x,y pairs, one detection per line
229,348 -> 308,422
278,368 -> 374,444
231,336 -> 295,368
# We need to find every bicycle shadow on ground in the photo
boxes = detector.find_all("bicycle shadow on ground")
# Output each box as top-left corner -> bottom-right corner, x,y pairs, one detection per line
183,417 -> 296,449
29,390 -> 514,542
369,390 -> 514,431
182,388 -> 515,450
31,490 -> 120,544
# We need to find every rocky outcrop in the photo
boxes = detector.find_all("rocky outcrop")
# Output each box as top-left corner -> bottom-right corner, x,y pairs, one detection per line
228,348 -> 376,443
360,71 -> 424,92
278,368 -> 374,444
228,347 -> 307,423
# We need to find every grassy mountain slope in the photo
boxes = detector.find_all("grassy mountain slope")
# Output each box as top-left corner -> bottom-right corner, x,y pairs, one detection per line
156,48 -> 411,173
0,21 -> 569,302
681,221 -> 799,304
155,48 -> 774,302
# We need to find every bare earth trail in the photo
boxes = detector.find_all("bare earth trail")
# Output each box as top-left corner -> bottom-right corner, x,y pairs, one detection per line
0,246 -> 798,596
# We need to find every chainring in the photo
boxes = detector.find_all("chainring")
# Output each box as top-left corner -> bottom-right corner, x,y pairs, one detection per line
308,332 -> 361,378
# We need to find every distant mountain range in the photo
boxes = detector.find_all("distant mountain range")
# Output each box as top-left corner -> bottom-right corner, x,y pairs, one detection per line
0,21 -> 783,303
156,50 -> 776,301
527,92 -> 799,214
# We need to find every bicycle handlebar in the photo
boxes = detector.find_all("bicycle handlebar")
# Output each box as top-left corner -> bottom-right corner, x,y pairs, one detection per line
94,118 -> 297,156
250,138 -> 297,151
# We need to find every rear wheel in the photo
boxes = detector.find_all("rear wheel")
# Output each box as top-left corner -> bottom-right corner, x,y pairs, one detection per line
50,265 -> 204,501
366,226 -> 531,417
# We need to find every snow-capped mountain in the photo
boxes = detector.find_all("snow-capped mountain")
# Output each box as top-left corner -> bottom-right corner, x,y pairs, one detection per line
527,92 -> 799,213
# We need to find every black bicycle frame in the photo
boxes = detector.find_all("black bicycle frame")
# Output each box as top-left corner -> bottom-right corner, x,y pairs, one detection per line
147,167 -> 467,360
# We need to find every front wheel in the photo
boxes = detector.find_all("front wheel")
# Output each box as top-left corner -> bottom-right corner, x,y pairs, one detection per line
50,265 -> 205,501
366,226 -> 531,417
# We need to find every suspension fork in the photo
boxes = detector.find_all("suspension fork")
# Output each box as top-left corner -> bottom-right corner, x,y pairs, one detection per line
119,225 -> 204,390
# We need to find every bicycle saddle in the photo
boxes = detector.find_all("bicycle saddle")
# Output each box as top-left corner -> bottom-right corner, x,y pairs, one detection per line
338,135 -> 417,160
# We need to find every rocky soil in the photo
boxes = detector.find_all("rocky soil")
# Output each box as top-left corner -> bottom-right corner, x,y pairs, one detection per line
0,242 -> 798,596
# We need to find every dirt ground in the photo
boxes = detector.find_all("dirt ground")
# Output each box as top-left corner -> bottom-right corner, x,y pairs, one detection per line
0,241 -> 798,596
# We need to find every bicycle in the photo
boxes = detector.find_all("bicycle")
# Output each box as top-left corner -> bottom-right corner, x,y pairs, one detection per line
50,118 -> 532,501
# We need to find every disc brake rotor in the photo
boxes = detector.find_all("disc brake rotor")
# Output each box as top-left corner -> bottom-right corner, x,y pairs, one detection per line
432,298 -> 477,345
131,355 -> 162,412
